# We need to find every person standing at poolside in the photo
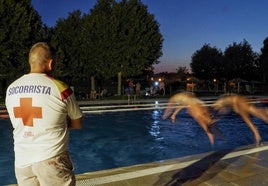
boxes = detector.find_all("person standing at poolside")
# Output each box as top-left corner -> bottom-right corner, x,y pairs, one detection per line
213,94 -> 268,146
135,81 -> 141,98
162,92 -> 217,146
5,42 -> 83,186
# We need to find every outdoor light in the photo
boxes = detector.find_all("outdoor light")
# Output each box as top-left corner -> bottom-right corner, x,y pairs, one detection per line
154,81 -> 159,86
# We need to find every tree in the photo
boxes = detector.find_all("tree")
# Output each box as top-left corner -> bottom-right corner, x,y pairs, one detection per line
259,37 -> 268,82
0,0 -> 44,94
84,0 -> 163,95
223,40 -> 258,81
190,44 -> 223,81
81,0 -> 115,92
113,0 -> 163,77
51,10 -> 85,85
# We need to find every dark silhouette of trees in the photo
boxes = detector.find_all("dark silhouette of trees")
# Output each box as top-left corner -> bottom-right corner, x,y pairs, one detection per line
79,0 -> 163,94
0,0 -> 44,81
83,0 -> 163,79
259,37 -> 268,82
2,0 -> 268,96
223,40 -> 258,81
191,40 -> 260,83
44,0 -> 163,95
51,10 -> 85,85
190,44 -> 223,81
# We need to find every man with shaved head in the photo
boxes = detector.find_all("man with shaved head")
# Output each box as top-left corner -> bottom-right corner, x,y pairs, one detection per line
5,42 -> 82,186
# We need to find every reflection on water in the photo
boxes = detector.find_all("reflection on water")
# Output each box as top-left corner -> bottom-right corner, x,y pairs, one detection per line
149,110 -> 161,137
1,106 -> 268,185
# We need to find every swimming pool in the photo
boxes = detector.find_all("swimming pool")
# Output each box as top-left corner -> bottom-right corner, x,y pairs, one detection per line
1,101 -> 268,185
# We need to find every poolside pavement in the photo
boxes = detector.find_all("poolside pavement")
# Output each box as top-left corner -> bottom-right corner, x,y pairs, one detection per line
7,143 -> 268,186
75,143 -> 268,186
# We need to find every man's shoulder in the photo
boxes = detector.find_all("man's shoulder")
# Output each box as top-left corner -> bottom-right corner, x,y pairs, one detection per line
47,77 -> 68,89
48,77 -> 73,100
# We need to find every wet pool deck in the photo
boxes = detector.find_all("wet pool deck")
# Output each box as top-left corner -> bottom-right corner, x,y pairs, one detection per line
75,143 -> 268,186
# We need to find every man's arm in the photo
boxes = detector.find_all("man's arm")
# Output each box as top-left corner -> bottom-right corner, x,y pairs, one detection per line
67,116 -> 82,129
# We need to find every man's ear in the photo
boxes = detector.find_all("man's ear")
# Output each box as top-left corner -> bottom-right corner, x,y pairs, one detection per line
48,59 -> 53,71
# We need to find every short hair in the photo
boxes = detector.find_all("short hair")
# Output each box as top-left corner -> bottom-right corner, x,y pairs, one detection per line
29,42 -> 53,66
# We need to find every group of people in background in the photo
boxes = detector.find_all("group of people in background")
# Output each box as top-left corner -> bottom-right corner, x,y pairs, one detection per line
163,92 -> 268,146
125,79 -> 166,99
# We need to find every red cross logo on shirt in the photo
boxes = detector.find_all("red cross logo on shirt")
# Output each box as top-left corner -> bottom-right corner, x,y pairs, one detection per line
13,98 -> 42,126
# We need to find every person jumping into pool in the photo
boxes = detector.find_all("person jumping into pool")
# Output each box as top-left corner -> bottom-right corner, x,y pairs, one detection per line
213,94 -> 268,146
162,92 -> 218,146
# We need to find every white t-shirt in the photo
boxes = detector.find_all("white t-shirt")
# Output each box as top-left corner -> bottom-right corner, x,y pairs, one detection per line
5,73 -> 82,167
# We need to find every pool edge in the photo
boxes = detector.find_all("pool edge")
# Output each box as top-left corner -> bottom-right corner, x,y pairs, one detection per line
75,142 -> 268,185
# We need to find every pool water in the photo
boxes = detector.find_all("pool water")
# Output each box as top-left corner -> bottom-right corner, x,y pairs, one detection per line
1,105 -> 268,185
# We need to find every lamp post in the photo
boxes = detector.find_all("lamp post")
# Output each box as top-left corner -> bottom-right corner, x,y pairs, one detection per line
213,78 -> 218,94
